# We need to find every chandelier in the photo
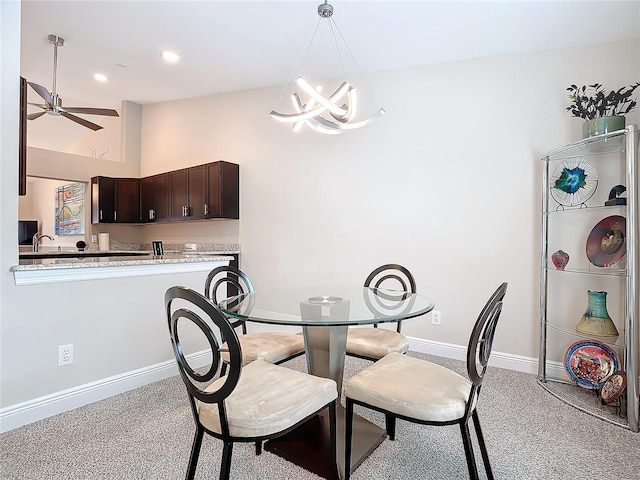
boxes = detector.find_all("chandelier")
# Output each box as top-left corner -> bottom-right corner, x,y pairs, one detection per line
270,1 -> 384,135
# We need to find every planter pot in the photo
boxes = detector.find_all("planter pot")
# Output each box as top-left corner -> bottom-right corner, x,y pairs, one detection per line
582,116 -> 625,138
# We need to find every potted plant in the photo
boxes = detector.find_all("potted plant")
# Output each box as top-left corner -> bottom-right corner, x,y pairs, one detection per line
566,82 -> 640,138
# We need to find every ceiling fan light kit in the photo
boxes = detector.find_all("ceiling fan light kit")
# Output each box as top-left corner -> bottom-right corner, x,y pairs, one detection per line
26,34 -> 119,131
270,1 -> 384,135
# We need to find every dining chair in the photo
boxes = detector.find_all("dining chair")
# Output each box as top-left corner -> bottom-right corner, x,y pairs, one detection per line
204,266 -> 305,374
345,264 -> 416,361
165,286 -> 339,480
344,282 -> 508,480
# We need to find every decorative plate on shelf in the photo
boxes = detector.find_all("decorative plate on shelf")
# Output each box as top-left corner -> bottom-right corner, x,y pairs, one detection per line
564,340 -> 620,389
600,371 -> 627,405
550,158 -> 598,207
585,215 -> 626,267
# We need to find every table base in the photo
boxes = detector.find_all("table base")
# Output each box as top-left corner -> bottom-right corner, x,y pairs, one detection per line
264,404 -> 386,480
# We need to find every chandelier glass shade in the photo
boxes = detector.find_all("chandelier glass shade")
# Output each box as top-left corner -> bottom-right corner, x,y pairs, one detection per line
270,1 -> 384,135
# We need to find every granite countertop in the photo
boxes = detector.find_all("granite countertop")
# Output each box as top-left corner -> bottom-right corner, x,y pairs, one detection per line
13,253 -> 233,271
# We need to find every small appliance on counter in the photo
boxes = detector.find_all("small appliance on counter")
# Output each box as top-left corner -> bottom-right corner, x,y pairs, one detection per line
98,233 -> 110,252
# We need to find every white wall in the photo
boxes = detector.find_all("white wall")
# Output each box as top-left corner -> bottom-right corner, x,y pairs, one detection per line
1,0 -> 638,422
140,39 -> 640,359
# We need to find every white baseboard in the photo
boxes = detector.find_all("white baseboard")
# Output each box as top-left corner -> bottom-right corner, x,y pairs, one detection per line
407,336 -> 540,375
1,338 -> 540,433
0,351 -> 210,433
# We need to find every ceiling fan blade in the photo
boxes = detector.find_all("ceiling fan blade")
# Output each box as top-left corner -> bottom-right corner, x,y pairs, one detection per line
27,82 -> 53,106
28,102 -> 48,109
27,111 -> 46,120
61,107 -> 120,117
60,111 -> 104,131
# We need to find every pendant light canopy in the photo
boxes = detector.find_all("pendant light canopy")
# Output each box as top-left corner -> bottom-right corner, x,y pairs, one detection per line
270,1 -> 384,135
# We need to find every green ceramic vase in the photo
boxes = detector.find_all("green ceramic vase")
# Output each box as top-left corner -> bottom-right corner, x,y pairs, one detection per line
575,290 -> 619,337
582,116 -> 626,138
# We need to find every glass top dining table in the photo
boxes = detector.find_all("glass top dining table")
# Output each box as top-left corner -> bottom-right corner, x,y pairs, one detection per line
219,285 -> 435,480
218,285 -> 435,327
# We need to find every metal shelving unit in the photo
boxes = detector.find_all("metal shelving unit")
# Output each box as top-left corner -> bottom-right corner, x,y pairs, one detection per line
538,124 -> 639,432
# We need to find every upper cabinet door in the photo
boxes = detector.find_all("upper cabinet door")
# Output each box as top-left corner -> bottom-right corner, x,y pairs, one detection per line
141,176 -> 155,222
154,173 -> 170,222
141,173 -> 170,223
206,161 -> 239,219
187,165 -> 206,220
169,169 -> 189,221
113,178 -> 140,223
91,176 -> 115,223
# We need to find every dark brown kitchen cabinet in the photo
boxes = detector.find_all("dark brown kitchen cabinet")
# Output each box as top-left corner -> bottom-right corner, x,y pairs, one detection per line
188,165 -> 206,219
114,178 -> 141,222
169,165 -> 206,221
92,176 -> 113,223
91,161 -> 238,224
91,176 -> 140,223
141,173 -> 169,222
205,161 -> 239,219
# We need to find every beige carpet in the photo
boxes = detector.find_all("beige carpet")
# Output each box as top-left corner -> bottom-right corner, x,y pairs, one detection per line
1,352 -> 639,480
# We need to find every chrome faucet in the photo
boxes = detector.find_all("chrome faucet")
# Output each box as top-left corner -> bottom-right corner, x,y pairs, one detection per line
33,233 -> 54,252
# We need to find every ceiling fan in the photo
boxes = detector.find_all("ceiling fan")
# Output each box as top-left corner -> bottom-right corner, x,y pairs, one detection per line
27,34 -> 119,131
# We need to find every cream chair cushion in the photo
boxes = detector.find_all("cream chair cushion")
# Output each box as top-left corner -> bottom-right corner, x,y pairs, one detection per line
344,352 -> 471,423
346,328 -> 409,359
198,360 -> 337,438
221,332 -> 305,365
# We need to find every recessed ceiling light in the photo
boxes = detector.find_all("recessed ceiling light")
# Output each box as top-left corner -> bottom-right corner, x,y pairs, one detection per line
93,73 -> 108,82
161,51 -> 180,63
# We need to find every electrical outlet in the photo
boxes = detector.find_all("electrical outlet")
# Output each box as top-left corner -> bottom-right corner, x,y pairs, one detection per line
91,234 -> 97,243
58,344 -> 73,366
432,310 -> 442,326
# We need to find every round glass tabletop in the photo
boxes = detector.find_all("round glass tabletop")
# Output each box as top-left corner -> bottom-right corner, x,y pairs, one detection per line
218,286 -> 435,327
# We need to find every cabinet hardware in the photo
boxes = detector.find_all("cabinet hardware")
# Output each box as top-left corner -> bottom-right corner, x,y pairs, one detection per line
149,209 -> 155,220
99,210 -> 103,221
204,203 -> 208,216
114,211 -> 117,221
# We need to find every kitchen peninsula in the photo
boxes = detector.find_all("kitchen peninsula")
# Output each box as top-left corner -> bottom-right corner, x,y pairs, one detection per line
3,245 -> 239,431
12,245 -> 239,285
12,252 -> 233,285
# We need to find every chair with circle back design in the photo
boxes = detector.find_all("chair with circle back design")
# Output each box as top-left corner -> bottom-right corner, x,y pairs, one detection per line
204,266 -> 305,375
345,264 -> 416,361
165,286 -> 339,480
344,282 -> 508,480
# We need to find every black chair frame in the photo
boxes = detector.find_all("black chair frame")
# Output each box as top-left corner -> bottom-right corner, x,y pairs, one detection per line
345,264 -> 417,362
345,282 -> 508,480
166,286 -> 338,480
204,265 -> 305,374
205,265 -> 255,334
363,263 -> 417,334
